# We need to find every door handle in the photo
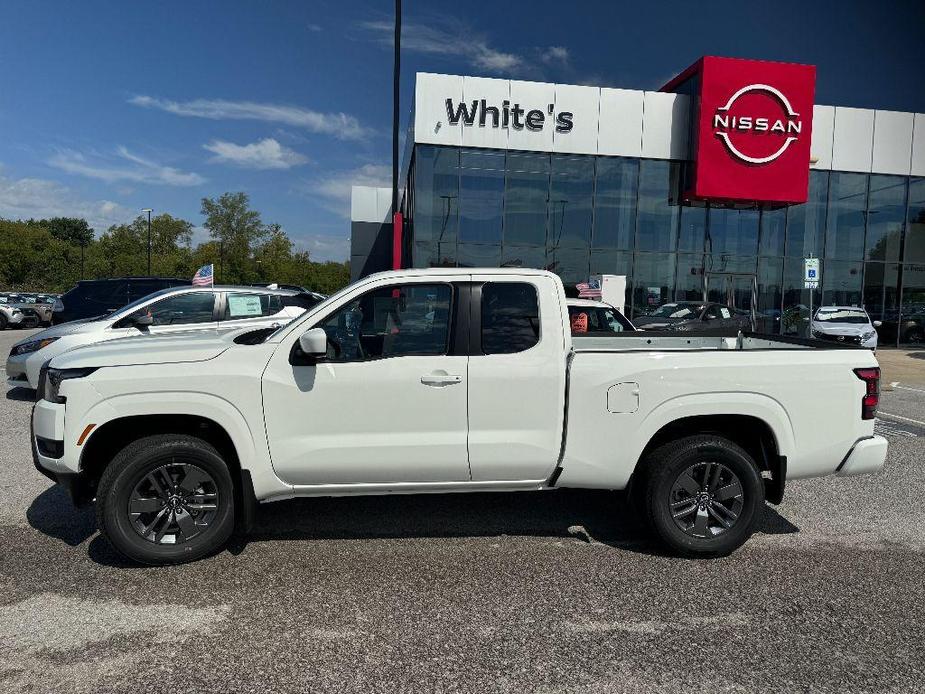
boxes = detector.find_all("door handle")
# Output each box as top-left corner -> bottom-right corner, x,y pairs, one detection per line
421,373 -> 462,387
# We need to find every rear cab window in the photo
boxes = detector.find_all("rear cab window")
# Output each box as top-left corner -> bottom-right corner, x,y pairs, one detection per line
481,282 -> 540,354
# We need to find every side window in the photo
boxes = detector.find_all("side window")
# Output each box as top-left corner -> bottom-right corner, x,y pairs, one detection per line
128,281 -> 165,302
88,281 -> 128,312
320,284 -> 452,362
481,282 -> 540,354
145,292 -> 216,326
223,293 -> 282,320
704,306 -> 721,320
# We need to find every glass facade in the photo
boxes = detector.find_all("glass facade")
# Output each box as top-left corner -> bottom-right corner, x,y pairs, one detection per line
408,144 -> 925,346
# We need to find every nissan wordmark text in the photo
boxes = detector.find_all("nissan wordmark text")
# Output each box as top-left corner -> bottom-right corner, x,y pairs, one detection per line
31,269 -> 887,565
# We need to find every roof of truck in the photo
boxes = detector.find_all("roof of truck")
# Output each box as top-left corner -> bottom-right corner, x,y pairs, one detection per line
364,267 -> 559,282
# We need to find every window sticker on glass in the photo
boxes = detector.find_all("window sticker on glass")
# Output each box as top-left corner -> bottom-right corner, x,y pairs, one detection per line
227,295 -> 264,317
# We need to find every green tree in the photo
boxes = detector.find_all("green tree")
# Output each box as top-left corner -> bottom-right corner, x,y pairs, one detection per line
37,217 -> 94,247
200,192 -> 268,283
85,214 -> 197,280
0,220 -> 79,291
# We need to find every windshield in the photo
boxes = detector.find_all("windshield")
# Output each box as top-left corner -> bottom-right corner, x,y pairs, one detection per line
105,287 -> 181,321
815,308 -> 870,324
647,303 -> 699,319
569,306 -> 633,334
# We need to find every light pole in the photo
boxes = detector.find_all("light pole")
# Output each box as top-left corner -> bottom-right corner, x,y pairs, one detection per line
141,208 -> 153,274
391,0 -> 402,269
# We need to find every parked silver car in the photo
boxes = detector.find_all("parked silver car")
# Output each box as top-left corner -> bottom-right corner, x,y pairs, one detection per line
7,285 -> 324,388
0,302 -> 29,330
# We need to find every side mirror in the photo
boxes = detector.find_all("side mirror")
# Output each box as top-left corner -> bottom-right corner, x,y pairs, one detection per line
298,327 -> 327,358
873,320 -> 882,328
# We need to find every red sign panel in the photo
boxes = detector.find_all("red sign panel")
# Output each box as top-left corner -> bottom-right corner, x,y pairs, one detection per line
666,56 -> 816,204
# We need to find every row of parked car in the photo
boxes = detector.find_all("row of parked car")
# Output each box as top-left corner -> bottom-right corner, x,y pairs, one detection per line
6,276 -> 326,388
0,292 -> 59,330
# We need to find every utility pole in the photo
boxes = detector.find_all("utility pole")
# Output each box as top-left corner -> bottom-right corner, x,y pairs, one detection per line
142,208 -> 153,274
391,0 -> 402,270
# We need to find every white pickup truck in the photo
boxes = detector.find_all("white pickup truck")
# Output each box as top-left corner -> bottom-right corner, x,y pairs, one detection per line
31,268 -> 888,565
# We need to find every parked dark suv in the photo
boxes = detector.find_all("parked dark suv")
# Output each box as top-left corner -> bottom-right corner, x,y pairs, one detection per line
52,277 -> 191,324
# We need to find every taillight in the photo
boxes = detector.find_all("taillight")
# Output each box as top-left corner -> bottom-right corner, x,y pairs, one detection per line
854,367 -> 880,420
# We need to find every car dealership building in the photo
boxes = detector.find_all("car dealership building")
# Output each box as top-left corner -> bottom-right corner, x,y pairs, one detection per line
350,57 -> 925,345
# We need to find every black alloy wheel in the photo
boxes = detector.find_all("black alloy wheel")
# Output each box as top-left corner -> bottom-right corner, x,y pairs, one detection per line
668,461 -> 744,539
97,434 -> 235,565
128,462 -> 220,546
641,435 -> 764,558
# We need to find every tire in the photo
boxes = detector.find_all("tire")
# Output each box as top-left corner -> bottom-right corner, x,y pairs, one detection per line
640,435 -> 764,558
96,434 -> 236,565
904,327 -> 924,345
0,314 -> 7,330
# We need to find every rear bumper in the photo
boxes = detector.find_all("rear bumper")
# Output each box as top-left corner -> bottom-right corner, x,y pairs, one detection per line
836,435 -> 888,477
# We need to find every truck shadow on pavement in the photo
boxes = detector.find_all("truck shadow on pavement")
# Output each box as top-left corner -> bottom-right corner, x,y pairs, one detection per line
27,486 -> 799,567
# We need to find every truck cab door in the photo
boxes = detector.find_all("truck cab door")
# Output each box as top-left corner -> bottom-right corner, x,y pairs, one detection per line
465,276 -> 567,482
261,277 -> 472,486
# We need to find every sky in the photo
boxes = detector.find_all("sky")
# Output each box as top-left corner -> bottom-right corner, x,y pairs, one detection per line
1,0 -> 923,262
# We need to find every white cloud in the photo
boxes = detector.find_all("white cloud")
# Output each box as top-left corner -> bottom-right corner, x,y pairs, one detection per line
49,147 -> 205,186
0,171 -> 133,232
542,46 -> 570,65
358,19 -> 527,75
306,163 -> 391,218
129,95 -> 371,141
204,138 -> 308,170
306,22 -> 322,32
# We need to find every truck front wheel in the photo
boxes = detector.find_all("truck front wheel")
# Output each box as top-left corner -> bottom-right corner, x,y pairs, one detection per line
641,435 -> 764,558
96,434 -> 236,565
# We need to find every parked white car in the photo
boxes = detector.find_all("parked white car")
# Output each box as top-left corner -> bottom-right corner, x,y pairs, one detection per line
811,306 -> 879,349
0,303 -> 28,330
566,298 -> 635,335
32,268 -> 886,565
8,285 -> 322,388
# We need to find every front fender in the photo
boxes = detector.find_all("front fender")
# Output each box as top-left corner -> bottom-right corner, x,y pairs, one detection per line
70,391 -> 287,499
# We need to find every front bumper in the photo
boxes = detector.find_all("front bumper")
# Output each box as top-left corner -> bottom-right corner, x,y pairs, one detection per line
31,400 -> 93,505
6,351 -> 45,389
6,353 -> 32,387
836,435 -> 888,477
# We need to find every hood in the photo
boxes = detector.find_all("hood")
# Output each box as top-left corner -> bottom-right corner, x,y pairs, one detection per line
49,328 -> 239,370
13,317 -> 102,345
811,322 -> 872,336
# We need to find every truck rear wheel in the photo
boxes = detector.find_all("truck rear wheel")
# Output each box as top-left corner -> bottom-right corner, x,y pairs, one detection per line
641,435 -> 764,558
96,434 -> 235,565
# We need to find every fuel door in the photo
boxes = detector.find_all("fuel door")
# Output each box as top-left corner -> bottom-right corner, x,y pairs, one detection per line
607,382 -> 639,414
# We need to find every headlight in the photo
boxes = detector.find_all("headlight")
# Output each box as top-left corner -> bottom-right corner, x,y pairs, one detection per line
862,330 -> 876,341
811,329 -> 824,338
11,337 -> 59,356
40,366 -> 97,404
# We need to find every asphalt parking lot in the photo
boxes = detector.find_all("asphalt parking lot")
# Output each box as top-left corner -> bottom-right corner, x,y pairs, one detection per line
1,328 -> 924,693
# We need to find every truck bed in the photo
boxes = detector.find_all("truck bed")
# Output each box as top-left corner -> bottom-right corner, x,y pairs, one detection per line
572,331 -> 867,352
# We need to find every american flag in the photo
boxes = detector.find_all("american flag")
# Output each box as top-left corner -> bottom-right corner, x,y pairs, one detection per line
192,264 -> 214,286
576,279 -> 602,298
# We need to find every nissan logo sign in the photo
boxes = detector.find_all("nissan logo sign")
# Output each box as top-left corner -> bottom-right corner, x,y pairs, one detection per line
712,84 -> 803,165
